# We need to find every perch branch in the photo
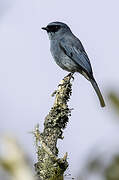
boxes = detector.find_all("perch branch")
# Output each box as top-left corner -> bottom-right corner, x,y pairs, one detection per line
34,73 -> 74,180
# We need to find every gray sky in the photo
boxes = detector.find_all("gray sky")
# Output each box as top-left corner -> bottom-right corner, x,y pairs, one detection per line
0,0 -> 119,179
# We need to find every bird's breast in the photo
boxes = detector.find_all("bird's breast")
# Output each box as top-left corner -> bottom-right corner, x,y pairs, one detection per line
50,40 -> 78,72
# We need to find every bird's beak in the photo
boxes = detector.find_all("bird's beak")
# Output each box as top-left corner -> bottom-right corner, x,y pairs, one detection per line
41,27 -> 49,31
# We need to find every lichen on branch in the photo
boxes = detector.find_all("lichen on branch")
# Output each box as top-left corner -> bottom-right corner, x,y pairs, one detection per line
34,73 -> 74,180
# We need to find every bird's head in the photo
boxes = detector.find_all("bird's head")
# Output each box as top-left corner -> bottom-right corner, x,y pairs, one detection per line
42,22 -> 71,40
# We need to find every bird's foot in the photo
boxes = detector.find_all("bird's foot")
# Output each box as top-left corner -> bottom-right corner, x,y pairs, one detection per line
64,73 -> 74,80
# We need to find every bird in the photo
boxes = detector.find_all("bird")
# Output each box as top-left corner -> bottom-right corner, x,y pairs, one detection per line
42,22 -> 105,107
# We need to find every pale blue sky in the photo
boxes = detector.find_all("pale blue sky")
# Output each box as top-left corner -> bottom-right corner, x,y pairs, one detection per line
0,0 -> 119,179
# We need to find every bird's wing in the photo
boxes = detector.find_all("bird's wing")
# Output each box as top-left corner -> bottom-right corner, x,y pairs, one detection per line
59,38 -> 93,76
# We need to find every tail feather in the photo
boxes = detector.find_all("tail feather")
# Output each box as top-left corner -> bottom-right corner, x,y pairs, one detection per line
90,78 -> 105,107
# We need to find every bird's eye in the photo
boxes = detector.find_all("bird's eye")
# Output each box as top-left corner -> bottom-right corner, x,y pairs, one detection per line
46,25 -> 61,33
55,26 -> 59,29
54,25 -> 61,31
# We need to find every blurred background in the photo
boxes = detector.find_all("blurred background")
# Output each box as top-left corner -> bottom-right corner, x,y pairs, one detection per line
0,0 -> 119,179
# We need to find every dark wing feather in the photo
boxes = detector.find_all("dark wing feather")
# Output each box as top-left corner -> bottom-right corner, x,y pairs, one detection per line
59,37 -> 105,107
59,38 -> 93,76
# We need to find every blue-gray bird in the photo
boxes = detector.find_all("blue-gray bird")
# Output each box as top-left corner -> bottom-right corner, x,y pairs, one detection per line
42,22 -> 105,107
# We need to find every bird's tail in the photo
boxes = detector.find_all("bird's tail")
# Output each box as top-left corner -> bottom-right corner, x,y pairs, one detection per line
90,78 -> 105,107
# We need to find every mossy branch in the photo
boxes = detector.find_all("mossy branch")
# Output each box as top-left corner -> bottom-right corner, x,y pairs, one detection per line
33,73 -> 74,180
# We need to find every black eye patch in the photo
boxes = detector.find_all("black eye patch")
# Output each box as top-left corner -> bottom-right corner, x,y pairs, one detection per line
47,25 -> 61,33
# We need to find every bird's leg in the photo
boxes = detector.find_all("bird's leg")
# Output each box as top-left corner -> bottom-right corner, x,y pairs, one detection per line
64,73 -> 74,79
65,73 -> 71,78
70,73 -> 74,80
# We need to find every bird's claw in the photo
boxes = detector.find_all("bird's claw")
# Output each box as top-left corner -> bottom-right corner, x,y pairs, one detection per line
64,73 -> 74,80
